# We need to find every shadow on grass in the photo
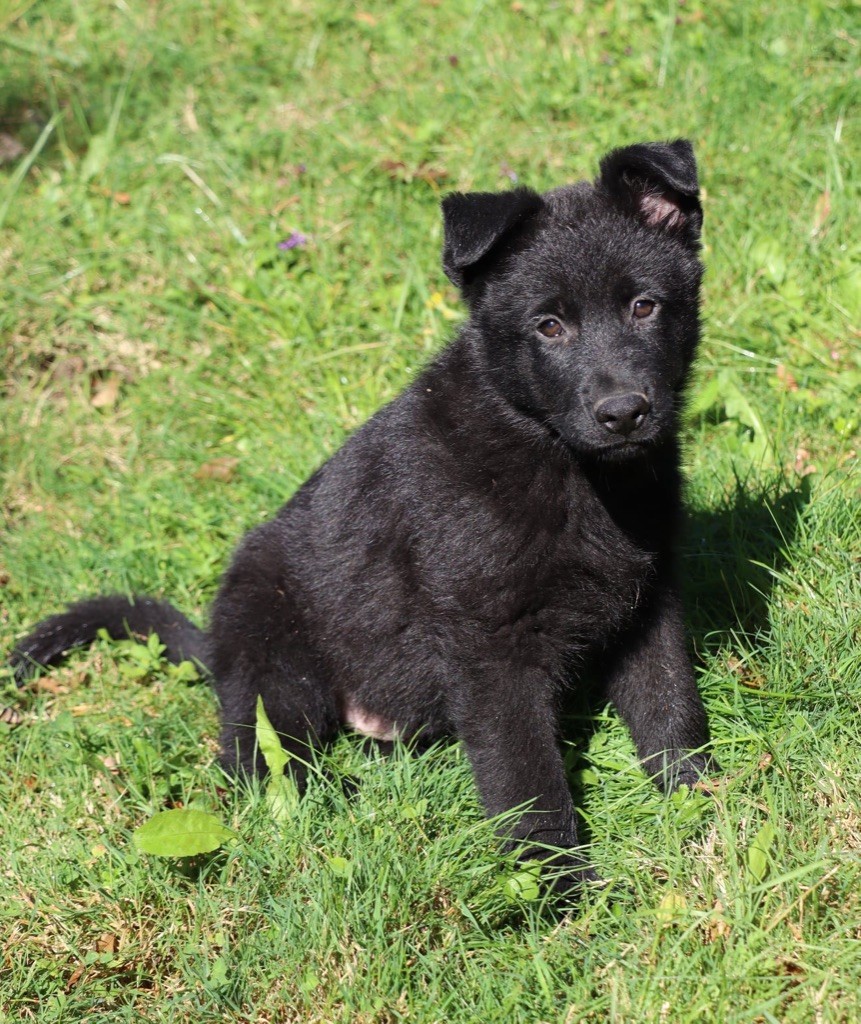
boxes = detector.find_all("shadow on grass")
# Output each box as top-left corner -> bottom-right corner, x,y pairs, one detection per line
683,472 -> 812,654
558,472 -> 811,840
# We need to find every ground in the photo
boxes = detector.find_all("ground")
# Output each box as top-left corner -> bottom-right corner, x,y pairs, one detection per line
1,1 -> 859,1021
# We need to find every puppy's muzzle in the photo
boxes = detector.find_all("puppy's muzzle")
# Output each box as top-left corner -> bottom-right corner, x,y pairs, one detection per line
593,392 -> 651,436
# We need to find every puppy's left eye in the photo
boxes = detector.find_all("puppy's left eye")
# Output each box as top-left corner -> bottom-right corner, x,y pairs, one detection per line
632,299 -> 656,319
537,318 -> 565,338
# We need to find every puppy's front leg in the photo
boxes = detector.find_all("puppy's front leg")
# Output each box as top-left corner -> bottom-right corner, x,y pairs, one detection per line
454,673 -> 594,895
603,580 -> 714,790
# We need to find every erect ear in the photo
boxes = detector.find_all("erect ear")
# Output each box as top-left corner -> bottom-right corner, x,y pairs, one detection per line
441,187 -> 543,288
596,139 -> 702,244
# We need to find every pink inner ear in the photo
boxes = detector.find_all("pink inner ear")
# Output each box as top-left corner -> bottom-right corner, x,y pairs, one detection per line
638,190 -> 686,231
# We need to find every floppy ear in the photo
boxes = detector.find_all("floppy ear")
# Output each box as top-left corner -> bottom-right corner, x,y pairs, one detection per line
441,187 -> 543,288
596,139 -> 702,244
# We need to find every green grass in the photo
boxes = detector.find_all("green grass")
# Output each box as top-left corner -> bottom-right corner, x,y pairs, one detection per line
1,0 -> 859,1020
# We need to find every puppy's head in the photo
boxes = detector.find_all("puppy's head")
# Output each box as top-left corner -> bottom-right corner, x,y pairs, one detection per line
441,140 -> 704,460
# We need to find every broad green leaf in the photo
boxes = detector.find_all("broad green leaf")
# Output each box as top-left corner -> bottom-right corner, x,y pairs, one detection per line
208,955 -> 229,989
146,633 -> 167,659
655,889 -> 688,926
133,809 -> 235,857
723,380 -> 765,434
832,261 -> 861,320
686,373 -> 724,418
401,798 -> 428,820
300,969 -> 320,993
327,855 -> 353,879
750,237 -> 787,286
266,774 -> 300,823
170,659 -> 201,683
256,696 -> 288,776
80,132 -> 111,182
504,864 -> 541,902
747,821 -> 777,883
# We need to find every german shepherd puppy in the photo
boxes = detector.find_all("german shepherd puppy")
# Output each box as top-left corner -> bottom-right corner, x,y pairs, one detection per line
11,140 -> 713,895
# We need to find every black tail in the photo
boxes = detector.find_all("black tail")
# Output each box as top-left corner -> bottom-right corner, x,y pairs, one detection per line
9,595 -> 208,686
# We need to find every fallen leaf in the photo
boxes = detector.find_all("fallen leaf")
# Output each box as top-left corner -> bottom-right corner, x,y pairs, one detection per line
694,776 -> 721,794
0,132 -> 25,165
112,191 -> 131,206
775,364 -> 798,391
195,456 -> 239,482
96,932 -> 120,954
794,447 -> 817,476
91,375 -> 120,408
378,160 -> 448,185
703,899 -> 731,943
777,957 -> 805,979
29,677 -> 70,696
272,195 -> 301,214
183,87 -> 199,133
726,654 -> 766,689
415,163 -> 449,185
67,965 -> 86,990
379,159 -> 407,176
0,705 -> 23,726
355,10 -> 377,25
811,190 -> 830,237
51,356 -> 86,382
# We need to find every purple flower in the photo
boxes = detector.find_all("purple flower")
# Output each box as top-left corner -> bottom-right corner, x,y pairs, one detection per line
278,232 -> 308,251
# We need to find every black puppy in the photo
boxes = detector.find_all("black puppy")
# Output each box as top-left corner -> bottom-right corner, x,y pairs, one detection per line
11,140 -> 712,894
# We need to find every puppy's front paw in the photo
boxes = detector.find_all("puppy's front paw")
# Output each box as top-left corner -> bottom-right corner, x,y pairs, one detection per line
516,849 -> 601,905
550,861 -> 601,901
645,750 -> 720,793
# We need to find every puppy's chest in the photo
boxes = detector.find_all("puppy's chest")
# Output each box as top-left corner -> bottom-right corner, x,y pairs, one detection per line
471,499 -> 659,650
533,528 -> 649,628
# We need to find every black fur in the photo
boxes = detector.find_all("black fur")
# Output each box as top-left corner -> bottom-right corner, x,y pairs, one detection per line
11,140 -> 713,896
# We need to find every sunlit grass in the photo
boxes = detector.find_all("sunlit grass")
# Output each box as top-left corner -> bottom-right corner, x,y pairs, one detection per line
1,0 -> 859,1020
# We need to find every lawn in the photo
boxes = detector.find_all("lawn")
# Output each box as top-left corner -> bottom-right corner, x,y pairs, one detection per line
1,0 -> 859,1021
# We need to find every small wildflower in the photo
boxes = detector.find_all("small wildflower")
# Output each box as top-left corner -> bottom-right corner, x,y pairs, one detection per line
278,232 -> 308,251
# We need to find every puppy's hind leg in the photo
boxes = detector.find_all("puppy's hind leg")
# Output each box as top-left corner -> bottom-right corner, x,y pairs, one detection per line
215,658 -> 338,788
208,530 -> 339,788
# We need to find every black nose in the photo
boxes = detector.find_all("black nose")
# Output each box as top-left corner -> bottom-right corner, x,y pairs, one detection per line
593,392 -> 651,436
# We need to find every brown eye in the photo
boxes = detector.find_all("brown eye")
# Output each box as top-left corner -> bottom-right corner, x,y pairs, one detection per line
537,318 -> 565,338
633,299 -> 656,319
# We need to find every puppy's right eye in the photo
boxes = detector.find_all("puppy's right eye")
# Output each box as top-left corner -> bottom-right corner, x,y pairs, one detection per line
632,298 -> 656,319
537,318 -> 565,339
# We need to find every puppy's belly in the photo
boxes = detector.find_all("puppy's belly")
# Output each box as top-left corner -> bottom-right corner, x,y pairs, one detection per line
343,696 -> 396,741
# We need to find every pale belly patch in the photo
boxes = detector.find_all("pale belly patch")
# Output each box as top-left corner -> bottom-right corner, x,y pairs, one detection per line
343,696 -> 397,742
